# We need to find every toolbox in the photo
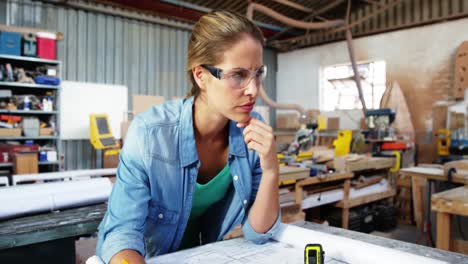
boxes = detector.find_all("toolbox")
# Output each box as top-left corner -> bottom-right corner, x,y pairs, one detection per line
0,31 -> 21,56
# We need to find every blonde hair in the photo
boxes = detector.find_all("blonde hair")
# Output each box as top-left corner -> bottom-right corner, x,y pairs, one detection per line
186,10 -> 264,97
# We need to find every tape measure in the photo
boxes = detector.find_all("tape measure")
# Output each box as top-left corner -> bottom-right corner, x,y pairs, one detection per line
304,244 -> 324,264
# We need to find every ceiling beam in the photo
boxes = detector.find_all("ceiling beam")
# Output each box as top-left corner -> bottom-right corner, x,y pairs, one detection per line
159,0 -> 285,32
267,0 -> 346,42
271,0 -> 402,49
360,0 -> 385,7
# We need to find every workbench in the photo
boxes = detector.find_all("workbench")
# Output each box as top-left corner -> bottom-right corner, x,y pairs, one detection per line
148,221 -> 468,264
400,166 -> 468,249
0,203 -> 106,264
431,186 -> 468,253
294,156 -> 396,229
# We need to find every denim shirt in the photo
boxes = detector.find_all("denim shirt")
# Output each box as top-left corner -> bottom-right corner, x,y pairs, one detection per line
96,96 -> 281,263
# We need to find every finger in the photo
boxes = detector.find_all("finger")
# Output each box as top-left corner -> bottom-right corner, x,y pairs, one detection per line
247,140 -> 266,154
246,118 -> 273,134
243,130 -> 266,145
243,125 -> 274,143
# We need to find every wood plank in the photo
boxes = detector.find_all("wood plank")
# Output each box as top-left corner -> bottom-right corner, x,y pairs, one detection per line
335,188 -> 396,208
279,166 -> 310,184
295,172 -> 354,188
400,167 -> 468,184
0,204 -> 106,249
333,156 -> 395,172
342,179 -> 351,229
412,176 -> 427,230
451,239 -> 468,255
436,212 -> 451,251
431,186 -> 468,216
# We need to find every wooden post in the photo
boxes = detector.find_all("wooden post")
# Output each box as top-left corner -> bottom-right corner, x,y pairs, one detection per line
436,212 -> 451,250
342,179 -> 351,229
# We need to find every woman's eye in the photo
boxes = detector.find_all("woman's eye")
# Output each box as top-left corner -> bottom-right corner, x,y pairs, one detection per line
232,71 -> 248,80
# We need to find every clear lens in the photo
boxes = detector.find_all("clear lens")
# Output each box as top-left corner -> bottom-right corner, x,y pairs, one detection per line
225,65 -> 267,89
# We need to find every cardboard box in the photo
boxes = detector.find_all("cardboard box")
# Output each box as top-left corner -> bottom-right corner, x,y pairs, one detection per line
14,153 -> 38,174
133,95 -> 165,116
276,113 -> 300,129
318,115 -> 340,130
0,128 -> 22,137
360,118 -> 368,130
39,127 -> 54,136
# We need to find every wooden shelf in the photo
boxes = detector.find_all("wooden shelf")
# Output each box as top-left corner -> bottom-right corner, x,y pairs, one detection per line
0,54 -> 60,65
0,161 -> 60,167
0,136 -> 58,140
0,110 -> 58,114
335,188 -> 396,208
0,82 -> 60,90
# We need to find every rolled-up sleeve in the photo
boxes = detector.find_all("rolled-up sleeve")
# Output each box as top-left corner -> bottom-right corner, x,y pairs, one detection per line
97,116 -> 151,263
242,210 -> 282,244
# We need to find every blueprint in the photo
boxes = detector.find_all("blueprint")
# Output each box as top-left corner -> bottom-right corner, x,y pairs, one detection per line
148,224 -> 447,264
149,237 -> 347,264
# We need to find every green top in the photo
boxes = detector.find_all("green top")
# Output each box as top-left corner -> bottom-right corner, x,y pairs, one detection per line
178,164 -> 232,250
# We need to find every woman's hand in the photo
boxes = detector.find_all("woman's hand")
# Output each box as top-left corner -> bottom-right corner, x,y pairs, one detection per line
237,118 -> 279,176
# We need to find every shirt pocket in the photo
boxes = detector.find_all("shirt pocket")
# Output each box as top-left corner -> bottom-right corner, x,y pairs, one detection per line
145,201 -> 180,256
147,202 -> 180,224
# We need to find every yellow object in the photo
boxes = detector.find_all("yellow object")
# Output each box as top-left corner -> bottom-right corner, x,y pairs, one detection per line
437,129 -> 451,156
280,179 -> 297,186
390,151 -> 401,173
304,244 -> 324,264
89,114 -> 119,150
121,259 -> 129,264
296,151 -> 313,162
333,130 -> 352,157
104,148 -> 121,156
317,115 -> 326,131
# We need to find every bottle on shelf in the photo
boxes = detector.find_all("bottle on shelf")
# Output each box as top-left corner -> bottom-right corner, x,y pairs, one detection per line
23,96 -> 30,110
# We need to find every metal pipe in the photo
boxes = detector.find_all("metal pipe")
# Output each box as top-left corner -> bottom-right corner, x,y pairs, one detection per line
345,0 -> 367,115
247,2 -> 344,30
258,86 -> 306,118
345,29 -> 367,115
271,0 -> 313,13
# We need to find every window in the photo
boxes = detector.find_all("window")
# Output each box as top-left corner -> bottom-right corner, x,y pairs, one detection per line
321,61 -> 386,111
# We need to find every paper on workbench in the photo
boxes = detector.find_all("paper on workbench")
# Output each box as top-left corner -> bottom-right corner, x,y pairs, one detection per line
274,224 -> 447,264
149,224 -> 448,264
149,237 -> 346,264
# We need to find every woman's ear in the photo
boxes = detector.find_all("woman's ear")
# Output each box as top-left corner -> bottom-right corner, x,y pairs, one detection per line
192,66 -> 205,90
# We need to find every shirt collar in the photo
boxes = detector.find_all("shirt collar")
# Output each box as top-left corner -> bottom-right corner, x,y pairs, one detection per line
179,96 -> 246,167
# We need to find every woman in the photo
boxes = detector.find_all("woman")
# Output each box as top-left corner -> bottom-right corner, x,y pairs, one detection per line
96,10 -> 280,264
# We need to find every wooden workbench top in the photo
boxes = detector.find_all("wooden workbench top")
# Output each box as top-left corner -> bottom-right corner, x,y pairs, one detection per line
333,156 -> 395,172
0,203 -> 107,249
431,186 -> 468,216
279,166 -> 310,183
400,167 -> 468,184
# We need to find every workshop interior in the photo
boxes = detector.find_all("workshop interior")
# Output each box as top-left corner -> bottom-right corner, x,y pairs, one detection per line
0,0 -> 467,263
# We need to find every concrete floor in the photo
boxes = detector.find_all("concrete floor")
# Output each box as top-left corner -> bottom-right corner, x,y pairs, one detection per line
76,236 -> 97,264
